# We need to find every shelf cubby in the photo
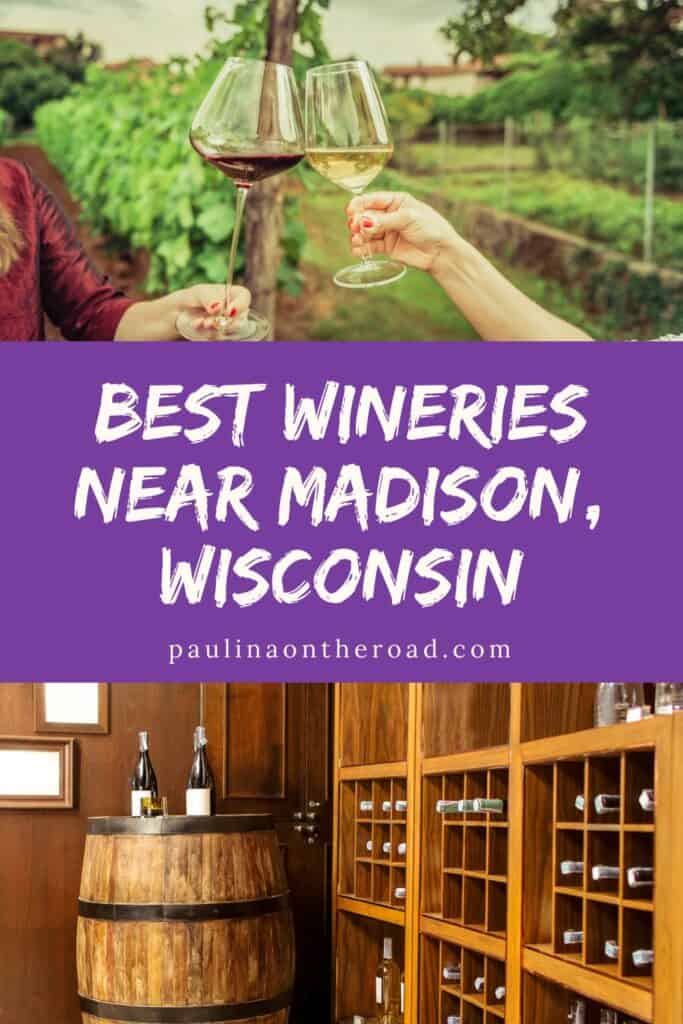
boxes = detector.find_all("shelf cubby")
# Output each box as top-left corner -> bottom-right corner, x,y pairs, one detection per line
335,907 -> 404,1023
421,932 -> 506,1024
522,971 -> 647,1024
421,766 -> 509,937
339,774 -> 410,908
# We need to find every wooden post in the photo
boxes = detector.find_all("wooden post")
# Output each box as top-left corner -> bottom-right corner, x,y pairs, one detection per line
643,118 -> 656,264
244,0 -> 298,340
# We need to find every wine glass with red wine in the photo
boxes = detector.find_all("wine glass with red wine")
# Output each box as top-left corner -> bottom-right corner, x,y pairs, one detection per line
176,58 -> 304,341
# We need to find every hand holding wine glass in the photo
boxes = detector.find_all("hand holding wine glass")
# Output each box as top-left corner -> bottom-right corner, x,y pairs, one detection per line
305,60 -> 405,289
177,58 -> 304,342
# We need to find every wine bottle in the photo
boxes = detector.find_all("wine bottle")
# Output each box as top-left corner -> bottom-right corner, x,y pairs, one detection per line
394,799 -> 408,813
359,799 -> 373,814
446,1016 -> 462,1024
494,986 -> 506,1002
394,886 -> 406,901
594,793 -> 621,815
574,794 -> 586,813
186,725 -> 215,815
436,799 -> 463,814
381,800 -> 392,813
442,965 -> 461,983
604,939 -> 619,960
382,841 -> 392,855
366,840 -> 374,853
592,865 -> 620,881
397,841 -> 407,856
472,798 -> 506,814
376,937 -> 400,1021
599,1010 -> 618,1024
632,948 -> 653,967
568,999 -> 586,1024
563,929 -> 583,945
399,968 -> 405,1022
638,788 -> 655,812
627,866 -> 654,888
473,976 -> 485,993
560,860 -> 584,876
130,730 -> 158,816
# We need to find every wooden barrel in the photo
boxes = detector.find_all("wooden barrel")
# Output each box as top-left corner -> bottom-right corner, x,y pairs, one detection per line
77,815 -> 294,1024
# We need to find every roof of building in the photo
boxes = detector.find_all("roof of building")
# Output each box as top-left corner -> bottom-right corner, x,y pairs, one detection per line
0,29 -> 68,44
383,57 -> 508,78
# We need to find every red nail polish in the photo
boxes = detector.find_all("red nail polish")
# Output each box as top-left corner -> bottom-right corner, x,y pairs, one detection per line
229,306 -> 237,318
362,217 -> 374,228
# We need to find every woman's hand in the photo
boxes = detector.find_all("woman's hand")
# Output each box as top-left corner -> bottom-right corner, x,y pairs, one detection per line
347,192 -> 463,274
115,284 -> 251,341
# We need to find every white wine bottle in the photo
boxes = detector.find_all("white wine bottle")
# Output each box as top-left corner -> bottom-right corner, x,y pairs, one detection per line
381,800 -> 393,813
627,866 -> 654,888
394,799 -> 408,813
397,841 -> 407,857
632,948 -> 653,967
473,976 -> 485,993
592,865 -> 620,881
574,794 -> 586,813
442,965 -> 461,983
130,730 -> 158,816
560,861 -> 584,876
604,939 -> 619,960
638,788 -> 655,812
563,929 -> 584,946
376,937 -> 400,1021
568,999 -> 586,1024
494,986 -> 506,1002
599,1010 -> 618,1024
359,799 -> 373,814
394,886 -> 406,901
186,725 -> 215,815
436,799 -> 462,814
399,967 -> 405,1023
446,1016 -> 462,1024
472,798 -> 506,814
382,841 -> 392,855
366,840 -> 374,853
594,793 -> 621,815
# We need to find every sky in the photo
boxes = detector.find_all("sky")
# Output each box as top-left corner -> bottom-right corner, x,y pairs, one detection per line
0,0 -> 557,66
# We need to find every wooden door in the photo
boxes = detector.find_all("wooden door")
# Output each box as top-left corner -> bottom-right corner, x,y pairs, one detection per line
203,683 -> 333,1022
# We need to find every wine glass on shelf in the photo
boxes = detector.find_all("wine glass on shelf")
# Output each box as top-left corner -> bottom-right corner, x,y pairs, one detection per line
176,58 -> 305,342
305,59 -> 406,289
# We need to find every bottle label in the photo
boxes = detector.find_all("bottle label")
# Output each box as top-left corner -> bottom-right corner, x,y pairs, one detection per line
375,978 -> 383,1004
186,789 -> 211,816
131,790 -> 151,816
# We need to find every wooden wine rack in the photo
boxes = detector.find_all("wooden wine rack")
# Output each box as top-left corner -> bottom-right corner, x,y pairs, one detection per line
331,685 -> 683,1024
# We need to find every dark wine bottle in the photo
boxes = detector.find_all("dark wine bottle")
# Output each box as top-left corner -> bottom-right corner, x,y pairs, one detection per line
186,725 -> 216,815
130,730 -> 158,816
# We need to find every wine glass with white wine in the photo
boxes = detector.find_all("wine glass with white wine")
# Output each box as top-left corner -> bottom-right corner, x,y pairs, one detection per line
176,58 -> 305,341
305,60 -> 406,289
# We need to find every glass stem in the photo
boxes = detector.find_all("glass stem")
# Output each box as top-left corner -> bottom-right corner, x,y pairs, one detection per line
355,188 -> 370,264
224,185 -> 249,318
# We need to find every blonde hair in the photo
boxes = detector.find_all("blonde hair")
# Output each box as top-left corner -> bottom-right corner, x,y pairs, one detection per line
0,201 -> 22,276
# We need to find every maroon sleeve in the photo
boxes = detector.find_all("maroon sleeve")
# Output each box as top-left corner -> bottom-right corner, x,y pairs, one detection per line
32,170 -> 136,340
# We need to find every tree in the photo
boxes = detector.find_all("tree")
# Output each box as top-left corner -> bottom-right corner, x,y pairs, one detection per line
204,1 -> 330,336
440,0 -> 683,119
46,32 -> 102,83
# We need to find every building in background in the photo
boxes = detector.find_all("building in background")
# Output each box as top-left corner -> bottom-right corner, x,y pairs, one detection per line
383,57 -> 509,97
0,29 -> 69,55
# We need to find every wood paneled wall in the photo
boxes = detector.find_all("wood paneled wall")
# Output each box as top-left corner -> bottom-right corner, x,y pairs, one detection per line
0,682 -> 201,1024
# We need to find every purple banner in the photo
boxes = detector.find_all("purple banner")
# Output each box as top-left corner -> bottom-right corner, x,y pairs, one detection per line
0,341 -> 680,682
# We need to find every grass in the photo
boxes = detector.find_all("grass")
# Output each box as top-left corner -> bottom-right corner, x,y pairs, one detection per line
397,141 -> 536,173
294,186 -> 607,341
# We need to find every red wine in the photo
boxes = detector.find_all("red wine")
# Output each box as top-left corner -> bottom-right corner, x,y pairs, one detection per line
191,138 -> 303,186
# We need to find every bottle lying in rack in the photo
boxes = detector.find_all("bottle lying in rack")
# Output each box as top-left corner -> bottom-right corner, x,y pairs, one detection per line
473,976 -> 485,993
360,799 -> 374,813
494,986 -> 505,1002
376,937 -> 400,1024
446,1016 -> 461,1024
594,793 -> 621,814
563,930 -> 584,946
382,800 -> 392,813
574,795 -> 585,813
365,840 -> 393,855
472,798 -> 506,814
395,800 -> 408,813
436,799 -> 475,813
638,788 -> 655,812
592,865 -> 619,881
604,940 -> 619,960
560,860 -> 584,876
397,841 -> 407,856
627,866 -> 653,887
632,949 -> 653,967
442,965 -> 461,983
393,887 -> 406,901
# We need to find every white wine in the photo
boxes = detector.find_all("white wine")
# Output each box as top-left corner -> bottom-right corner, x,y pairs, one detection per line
494,986 -> 506,1001
592,865 -> 620,881
359,799 -> 374,814
639,788 -> 655,811
382,800 -> 393,813
442,965 -> 461,983
563,929 -> 584,945
594,793 -> 621,815
376,937 -> 400,1020
472,798 -> 506,814
604,939 -> 619,959
306,145 -> 393,193
473,976 -> 485,993
560,860 -> 584,876
632,948 -> 653,967
394,886 -> 406,901
569,999 -> 586,1024
394,799 -> 408,813
397,841 -> 407,856
627,866 -> 653,887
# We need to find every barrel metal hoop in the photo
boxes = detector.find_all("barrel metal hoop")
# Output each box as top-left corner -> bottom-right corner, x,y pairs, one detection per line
78,892 -> 290,922
87,815 -> 274,836
79,990 -> 292,1022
